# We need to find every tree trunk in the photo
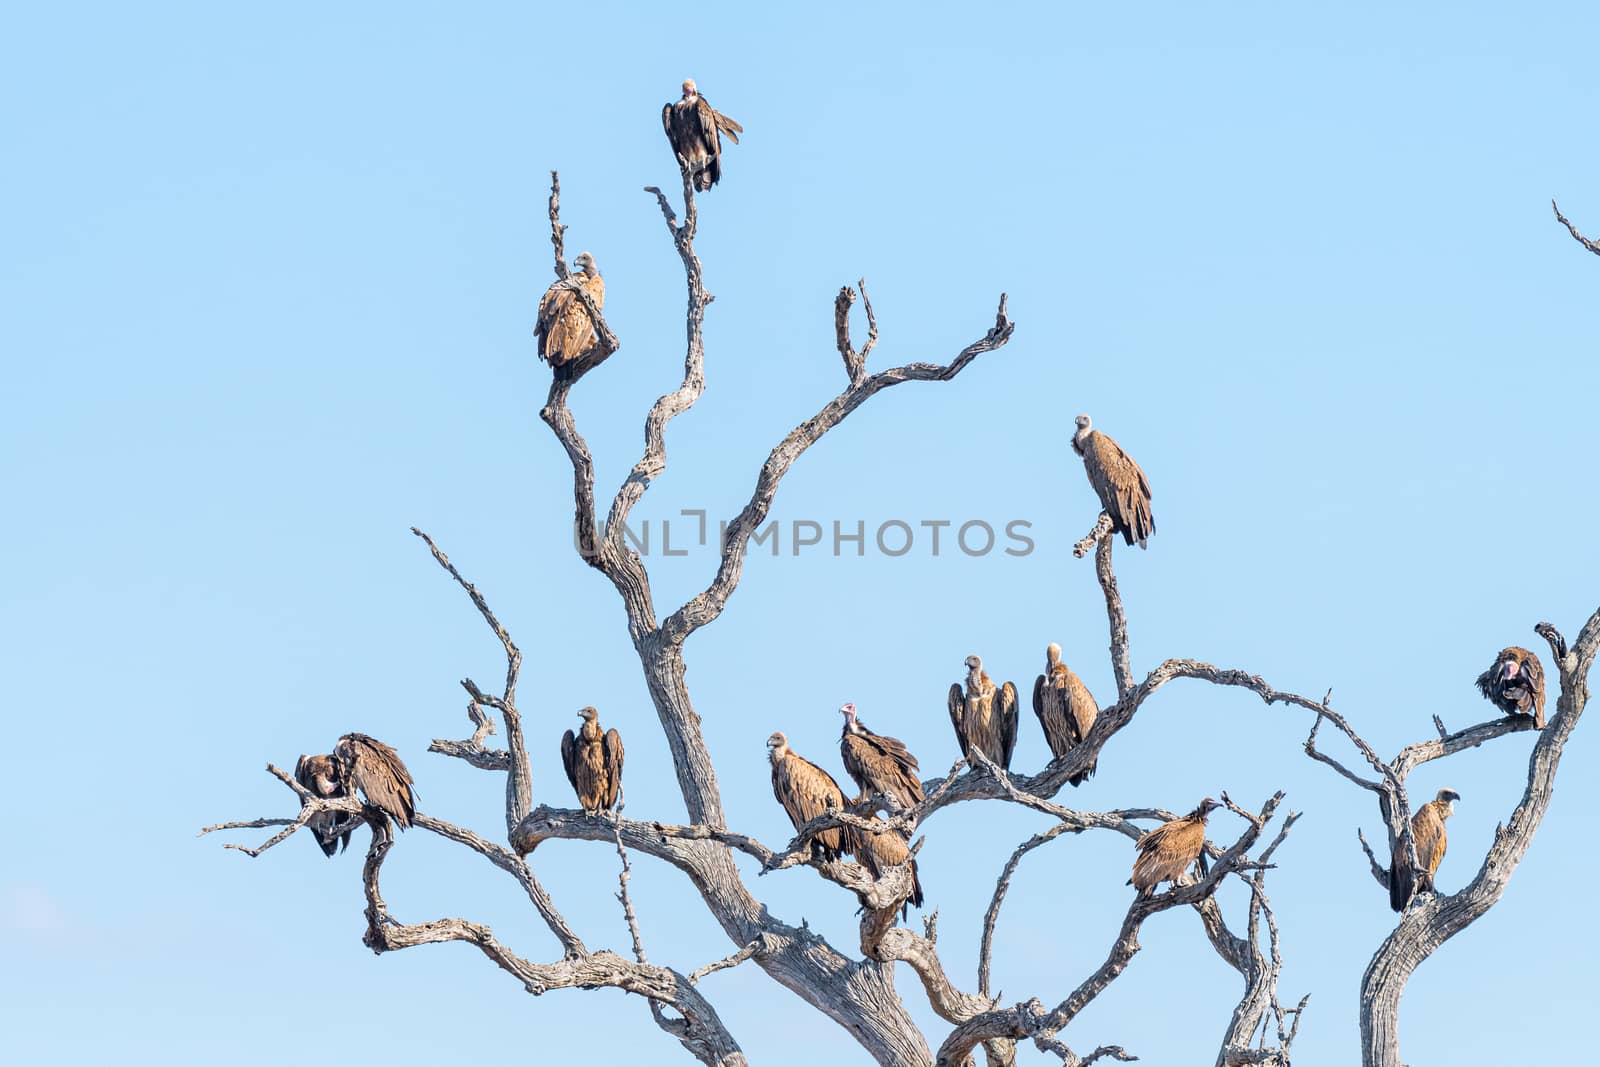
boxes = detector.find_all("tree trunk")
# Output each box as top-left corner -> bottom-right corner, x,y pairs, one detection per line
1359,925 -> 1423,1067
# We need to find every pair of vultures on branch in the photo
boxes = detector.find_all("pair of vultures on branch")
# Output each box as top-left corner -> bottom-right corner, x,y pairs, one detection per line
534,79 -> 742,369
1379,646 -> 1548,910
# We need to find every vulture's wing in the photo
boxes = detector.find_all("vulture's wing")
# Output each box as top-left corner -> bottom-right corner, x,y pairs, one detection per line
947,683 -> 969,758
602,728 -> 625,810
661,102 -> 674,139
996,682 -> 1019,769
560,729 -> 580,796
534,283 -> 574,362
1526,652 -> 1547,726
1413,806 -> 1445,883
707,99 -> 743,144
1083,433 -> 1154,546
336,734 -> 415,829
691,97 -> 722,157
1065,671 -> 1098,746
1031,674 -> 1046,727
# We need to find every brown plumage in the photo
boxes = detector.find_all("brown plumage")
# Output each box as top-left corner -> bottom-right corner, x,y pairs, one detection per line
1129,798 -> 1220,894
853,815 -> 925,918
839,702 -> 925,811
948,655 -> 1018,771
661,79 -> 743,191
535,252 -> 605,368
1476,647 -> 1546,729
333,733 -> 416,830
1390,788 -> 1459,912
767,732 -> 859,862
560,706 -> 624,815
294,753 -> 353,857
1032,643 -> 1098,786
1072,414 -> 1154,549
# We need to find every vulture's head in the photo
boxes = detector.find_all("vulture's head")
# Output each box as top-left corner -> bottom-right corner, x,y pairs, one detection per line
1074,414 -> 1092,432
574,251 -> 597,276
1437,788 -> 1461,814
1196,797 -> 1222,818
1046,642 -> 1063,667
766,731 -> 788,758
839,702 -> 859,728
964,654 -> 983,674
578,706 -> 599,723
1496,648 -> 1529,682
682,78 -> 697,98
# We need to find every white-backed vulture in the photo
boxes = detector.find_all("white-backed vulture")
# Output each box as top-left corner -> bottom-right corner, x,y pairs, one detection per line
1476,646 -> 1546,729
852,815 -> 925,919
1072,414 -> 1154,549
1390,788 -> 1460,912
767,731 -> 858,862
1032,643 -> 1098,786
333,733 -> 416,829
947,655 -> 1018,771
534,252 -> 605,368
839,702 -> 925,811
294,753 -> 353,857
1129,798 -> 1219,895
560,706 -> 624,815
661,79 -> 743,192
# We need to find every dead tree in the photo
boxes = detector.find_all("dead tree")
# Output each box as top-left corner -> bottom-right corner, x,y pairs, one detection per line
202,159 -> 1594,1067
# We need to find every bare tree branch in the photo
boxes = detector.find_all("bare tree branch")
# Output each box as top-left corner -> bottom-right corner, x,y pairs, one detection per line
660,293 -> 1015,645
1552,198 -> 1600,256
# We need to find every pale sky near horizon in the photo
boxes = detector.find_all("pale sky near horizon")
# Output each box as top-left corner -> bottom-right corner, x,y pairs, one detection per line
4,4 -> 1600,1064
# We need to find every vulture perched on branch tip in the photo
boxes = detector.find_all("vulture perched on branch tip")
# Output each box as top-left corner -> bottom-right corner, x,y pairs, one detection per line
767,732 -> 858,862
535,252 -> 605,368
1389,788 -> 1459,912
948,655 -> 1018,771
662,79 -> 743,191
1072,414 -> 1154,548
294,753 -> 354,857
1475,646 -> 1546,729
561,706 -> 625,815
1129,798 -> 1219,895
839,702 -> 925,812
1032,643 -> 1098,786
333,733 -> 416,830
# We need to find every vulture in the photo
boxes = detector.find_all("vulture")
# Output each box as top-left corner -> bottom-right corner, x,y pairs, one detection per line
1129,798 -> 1220,895
661,79 -> 743,192
534,252 -> 605,368
333,733 -> 416,830
839,702 -> 925,812
560,706 -> 625,815
853,816 -> 925,918
1072,414 -> 1154,549
1032,643 -> 1098,786
1475,646 -> 1547,729
294,752 -> 353,857
947,655 -> 1019,771
767,731 -> 859,863
1389,788 -> 1460,912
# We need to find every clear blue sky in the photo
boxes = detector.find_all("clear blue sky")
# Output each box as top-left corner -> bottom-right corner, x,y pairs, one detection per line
4,3 -> 1598,1064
